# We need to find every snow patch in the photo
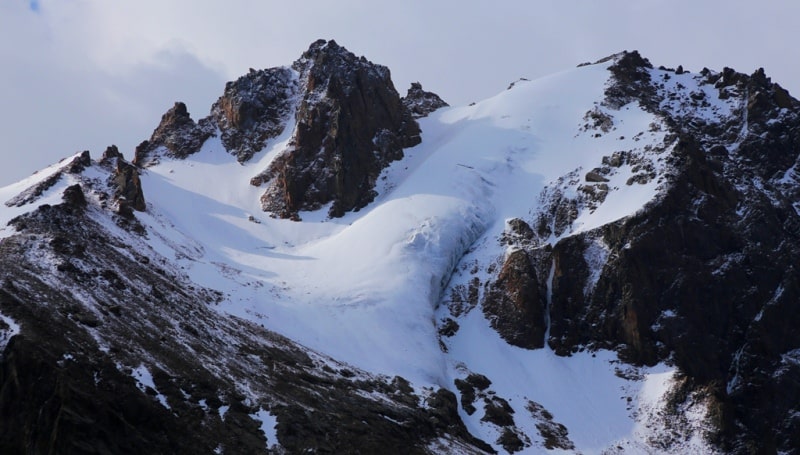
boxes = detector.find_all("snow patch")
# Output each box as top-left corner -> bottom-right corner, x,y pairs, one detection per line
0,312 -> 20,352
583,237 -> 610,296
251,407 -> 280,450
131,365 -> 171,409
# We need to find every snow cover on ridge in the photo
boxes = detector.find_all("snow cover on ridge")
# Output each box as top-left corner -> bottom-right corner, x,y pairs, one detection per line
0,151 -> 86,239
0,54 -> 724,453
122,56 -> 705,453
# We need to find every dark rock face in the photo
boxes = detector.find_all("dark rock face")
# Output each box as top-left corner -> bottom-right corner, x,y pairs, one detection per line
112,157 -> 146,214
66,150 -> 92,174
403,82 -> 449,118
453,52 -> 800,452
100,144 -> 123,162
128,40 -> 423,220
209,67 -> 297,163
258,39 -> 421,219
527,54 -> 800,453
61,184 -> 86,209
482,249 -> 546,349
133,102 -> 215,166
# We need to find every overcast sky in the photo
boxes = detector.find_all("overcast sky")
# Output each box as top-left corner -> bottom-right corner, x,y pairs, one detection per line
1,0 -> 798,186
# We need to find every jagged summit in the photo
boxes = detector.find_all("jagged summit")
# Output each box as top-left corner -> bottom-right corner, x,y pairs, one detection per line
403,82 -> 449,118
134,39 -> 429,220
2,46 -> 800,454
133,102 -> 214,166
260,38 -> 422,219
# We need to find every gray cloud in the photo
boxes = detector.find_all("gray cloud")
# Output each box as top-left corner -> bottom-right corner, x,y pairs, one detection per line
1,0 -> 798,186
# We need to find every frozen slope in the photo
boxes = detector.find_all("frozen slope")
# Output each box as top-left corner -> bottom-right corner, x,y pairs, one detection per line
131,58 -> 697,452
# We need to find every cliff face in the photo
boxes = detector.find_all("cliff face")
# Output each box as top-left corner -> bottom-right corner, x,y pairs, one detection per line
468,52 -> 800,453
257,39 -> 422,219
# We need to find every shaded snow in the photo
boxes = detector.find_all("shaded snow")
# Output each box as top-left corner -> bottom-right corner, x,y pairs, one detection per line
251,408 -> 280,450
0,312 -> 20,352
0,55 -> 726,453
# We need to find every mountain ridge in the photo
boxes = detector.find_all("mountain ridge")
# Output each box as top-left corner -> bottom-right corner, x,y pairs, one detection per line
1,41 -> 799,454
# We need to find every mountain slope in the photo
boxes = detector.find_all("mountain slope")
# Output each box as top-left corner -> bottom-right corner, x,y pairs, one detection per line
1,42 -> 799,454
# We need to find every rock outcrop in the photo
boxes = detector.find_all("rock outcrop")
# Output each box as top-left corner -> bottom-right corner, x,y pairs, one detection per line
533,53 -> 800,453
0,160 -> 494,454
112,157 -> 146,215
256,39 -> 422,219
482,248 -> 546,349
133,102 -> 214,166
130,40 -> 424,220
209,67 -> 297,163
402,82 -> 449,118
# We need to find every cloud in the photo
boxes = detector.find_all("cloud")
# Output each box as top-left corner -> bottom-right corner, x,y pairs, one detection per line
1,0 -> 799,185
0,1 -> 225,185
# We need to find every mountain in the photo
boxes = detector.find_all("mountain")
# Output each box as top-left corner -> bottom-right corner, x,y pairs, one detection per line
1,40 -> 799,454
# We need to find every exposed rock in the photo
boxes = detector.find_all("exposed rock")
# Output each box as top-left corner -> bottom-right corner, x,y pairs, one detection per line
500,218 -> 535,247
258,39 -> 421,219
604,50 -> 656,109
209,67 -> 297,163
5,152 -> 91,208
66,151 -> 91,174
526,401 -> 575,451
481,396 -> 514,427
585,170 -> 609,182
113,158 -> 146,215
61,184 -> 86,209
100,144 -> 123,162
402,82 -> 449,118
4,171 -> 63,208
482,249 -> 546,349
506,78 -> 530,90
133,102 -> 214,166
0,194 -> 494,454
534,57 -> 800,453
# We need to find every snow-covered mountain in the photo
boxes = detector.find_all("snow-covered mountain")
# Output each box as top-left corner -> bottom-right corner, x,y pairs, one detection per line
1,40 -> 799,454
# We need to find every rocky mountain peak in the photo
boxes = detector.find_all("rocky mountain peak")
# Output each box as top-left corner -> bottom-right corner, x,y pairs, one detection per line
402,82 -> 449,118
133,102 -> 214,166
256,39 -> 422,219
209,66 -> 297,163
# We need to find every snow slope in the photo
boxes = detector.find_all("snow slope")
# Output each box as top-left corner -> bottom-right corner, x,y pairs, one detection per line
0,56 -> 717,453
129,58 -> 695,453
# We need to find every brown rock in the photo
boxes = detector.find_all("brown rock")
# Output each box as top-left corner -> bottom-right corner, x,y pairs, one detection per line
482,249 -> 546,349
113,159 -> 146,214
209,67 -> 297,163
133,102 -> 214,166
402,82 -> 449,119
259,40 -> 421,219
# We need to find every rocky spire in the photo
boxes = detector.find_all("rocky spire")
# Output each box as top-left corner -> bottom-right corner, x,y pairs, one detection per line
402,82 -> 449,118
257,39 -> 422,219
133,102 -> 214,166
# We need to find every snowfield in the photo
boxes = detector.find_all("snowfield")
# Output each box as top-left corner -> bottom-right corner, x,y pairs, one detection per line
0,56 -> 720,454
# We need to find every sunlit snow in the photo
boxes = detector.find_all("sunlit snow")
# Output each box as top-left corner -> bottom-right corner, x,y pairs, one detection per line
0,57 -> 721,453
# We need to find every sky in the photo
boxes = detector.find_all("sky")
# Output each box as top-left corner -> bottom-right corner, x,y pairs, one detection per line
1,0 -> 798,186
